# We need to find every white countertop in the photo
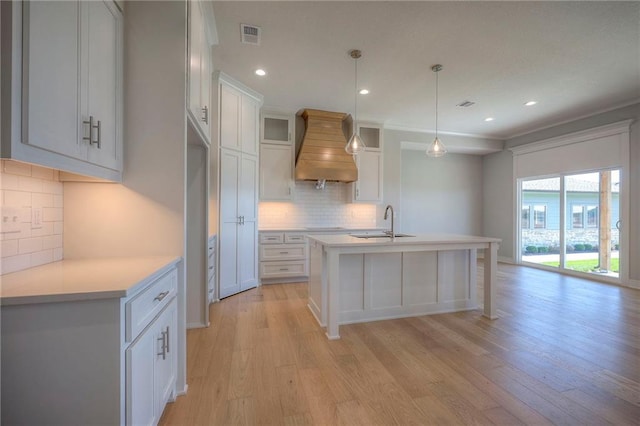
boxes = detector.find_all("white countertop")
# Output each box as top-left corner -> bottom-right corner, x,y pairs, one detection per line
307,233 -> 501,248
0,256 -> 181,306
259,227 -> 385,232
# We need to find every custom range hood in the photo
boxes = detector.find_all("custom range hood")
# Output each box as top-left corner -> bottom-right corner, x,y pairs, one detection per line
294,109 -> 358,183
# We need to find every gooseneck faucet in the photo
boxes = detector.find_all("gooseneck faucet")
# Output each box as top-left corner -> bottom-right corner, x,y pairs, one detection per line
384,204 -> 395,238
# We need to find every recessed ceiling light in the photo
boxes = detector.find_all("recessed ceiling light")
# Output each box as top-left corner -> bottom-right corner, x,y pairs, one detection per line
255,69 -> 266,76
359,89 -> 369,95
524,100 -> 537,106
484,117 -> 494,122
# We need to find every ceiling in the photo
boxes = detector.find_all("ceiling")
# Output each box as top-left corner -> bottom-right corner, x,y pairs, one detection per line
210,1 -> 640,141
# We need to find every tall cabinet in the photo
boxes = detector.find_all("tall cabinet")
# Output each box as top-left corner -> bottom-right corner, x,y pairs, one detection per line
214,73 -> 263,299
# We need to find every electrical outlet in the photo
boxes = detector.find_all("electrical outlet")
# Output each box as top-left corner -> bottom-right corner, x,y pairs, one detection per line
1,206 -> 21,233
32,207 -> 43,229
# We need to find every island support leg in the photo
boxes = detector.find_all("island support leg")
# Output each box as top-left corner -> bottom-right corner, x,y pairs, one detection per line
326,249 -> 341,340
483,242 -> 499,319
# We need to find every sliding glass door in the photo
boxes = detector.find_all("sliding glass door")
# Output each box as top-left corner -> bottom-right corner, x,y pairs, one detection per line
520,169 -> 621,281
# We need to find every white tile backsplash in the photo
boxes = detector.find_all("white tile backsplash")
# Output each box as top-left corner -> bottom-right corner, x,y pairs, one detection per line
1,160 -> 63,275
259,181 -> 378,229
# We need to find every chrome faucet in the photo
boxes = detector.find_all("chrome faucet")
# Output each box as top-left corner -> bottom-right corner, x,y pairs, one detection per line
384,204 -> 395,238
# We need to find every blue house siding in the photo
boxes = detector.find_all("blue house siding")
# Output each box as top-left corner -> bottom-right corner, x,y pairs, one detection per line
521,190 -> 620,251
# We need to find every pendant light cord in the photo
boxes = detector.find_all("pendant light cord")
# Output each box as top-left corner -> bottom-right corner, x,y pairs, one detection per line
435,68 -> 438,139
354,56 -> 358,133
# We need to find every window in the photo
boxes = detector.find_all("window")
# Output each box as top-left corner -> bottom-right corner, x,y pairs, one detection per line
586,205 -> 598,228
533,205 -> 546,229
572,205 -> 584,228
571,205 -> 599,229
521,205 -> 530,229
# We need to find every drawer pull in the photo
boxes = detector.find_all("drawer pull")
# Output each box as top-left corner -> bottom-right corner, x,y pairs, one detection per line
266,237 -> 277,240
279,251 -> 289,254
165,326 -> 170,354
279,268 -> 289,271
209,266 -> 214,270
154,291 -> 169,302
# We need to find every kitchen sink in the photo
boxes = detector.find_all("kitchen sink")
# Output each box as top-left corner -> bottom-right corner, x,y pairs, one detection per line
350,232 -> 415,239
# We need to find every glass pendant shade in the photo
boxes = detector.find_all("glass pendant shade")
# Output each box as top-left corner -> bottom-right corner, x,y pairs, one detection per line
427,64 -> 446,158
426,136 -> 447,157
345,132 -> 366,155
346,49 -> 366,155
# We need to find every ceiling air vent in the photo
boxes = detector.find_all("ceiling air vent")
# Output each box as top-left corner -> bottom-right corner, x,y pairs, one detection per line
456,101 -> 476,108
240,24 -> 261,45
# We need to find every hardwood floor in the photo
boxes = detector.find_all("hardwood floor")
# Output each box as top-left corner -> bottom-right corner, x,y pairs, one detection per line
160,264 -> 640,425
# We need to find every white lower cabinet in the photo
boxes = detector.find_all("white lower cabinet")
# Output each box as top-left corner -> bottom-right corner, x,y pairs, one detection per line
259,232 -> 308,282
0,260 -> 180,426
127,298 -> 177,426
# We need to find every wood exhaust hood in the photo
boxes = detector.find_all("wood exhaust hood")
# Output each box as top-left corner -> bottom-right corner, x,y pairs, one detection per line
295,109 -> 358,183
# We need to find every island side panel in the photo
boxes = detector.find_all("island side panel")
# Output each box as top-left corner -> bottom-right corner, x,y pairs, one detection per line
484,241 -> 499,319
402,251 -> 438,306
307,239 -> 325,326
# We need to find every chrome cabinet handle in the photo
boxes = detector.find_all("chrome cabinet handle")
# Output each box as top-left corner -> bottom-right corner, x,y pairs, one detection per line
154,291 -> 169,302
82,116 -> 101,148
165,326 -> 170,354
157,333 -> 166,360
279,268 -> 289,271
202,106 -> 209,124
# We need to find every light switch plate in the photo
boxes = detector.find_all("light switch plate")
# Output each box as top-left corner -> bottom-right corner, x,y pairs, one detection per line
32,207 -> 43,229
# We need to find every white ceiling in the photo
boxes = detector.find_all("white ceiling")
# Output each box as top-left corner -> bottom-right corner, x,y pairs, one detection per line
211,1 -> 640,141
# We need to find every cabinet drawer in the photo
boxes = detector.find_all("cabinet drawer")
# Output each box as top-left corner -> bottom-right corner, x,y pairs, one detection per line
260,232 -> 284,244
284,233 -> 306,243
260,244 -> 306,261
260,261 -> 307,279
126,268 -> 178,342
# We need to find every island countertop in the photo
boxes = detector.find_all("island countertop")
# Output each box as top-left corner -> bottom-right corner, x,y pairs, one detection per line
0,256 -> 181,306
307,233 -> 501,248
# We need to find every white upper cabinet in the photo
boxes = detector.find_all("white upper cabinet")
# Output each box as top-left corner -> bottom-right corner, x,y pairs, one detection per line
188,0 -> 214,144
261,112 -> 293,145
217,74 -> 262,156
4,0 -> 123,181
352,123 -> 383,203
260,143 -> 294,201
259,111 -> 294,201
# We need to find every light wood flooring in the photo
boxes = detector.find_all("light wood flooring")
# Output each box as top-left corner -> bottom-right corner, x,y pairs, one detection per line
160,264 -> 640,425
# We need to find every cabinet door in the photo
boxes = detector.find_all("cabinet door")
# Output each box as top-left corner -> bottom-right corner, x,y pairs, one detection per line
220,85 -> 241,151
260,144 -> 293,201
84,0 -> 122,170
239,154 -> 258,291
200,31 -> 212,141
261,113 -> 292,145
23,1 -> 83,160
219,149 -> 241,298
188,0 -> 203,121
154,300 -> 177,421
126,321 -> 156,426
354,151 -> 382,202
240,97 -> 259,156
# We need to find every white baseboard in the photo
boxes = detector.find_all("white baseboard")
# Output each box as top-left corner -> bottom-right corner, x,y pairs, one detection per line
626,278 -> 640,289
187,321 -> 208,330
498,256 -> 515,264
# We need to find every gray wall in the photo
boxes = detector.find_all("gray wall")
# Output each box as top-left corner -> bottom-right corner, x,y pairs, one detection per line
380,128 -> 490,234
482,150 -> 514,260
484,103 -> 640,282
401,151 -> 483,235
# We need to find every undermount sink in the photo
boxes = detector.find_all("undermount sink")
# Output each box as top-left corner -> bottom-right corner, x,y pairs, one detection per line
350,232 -> 415,239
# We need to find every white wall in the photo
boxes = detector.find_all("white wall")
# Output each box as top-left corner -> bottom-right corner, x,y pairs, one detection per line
400,151 -> 483,235
64,1 -> 186,259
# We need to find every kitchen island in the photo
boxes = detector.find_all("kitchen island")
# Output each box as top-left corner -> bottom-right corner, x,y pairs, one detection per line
307,234 -> 501,339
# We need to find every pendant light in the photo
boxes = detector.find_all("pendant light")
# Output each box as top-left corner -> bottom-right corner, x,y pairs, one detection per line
345,49 -> 366,155
427,64 -> 447,157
